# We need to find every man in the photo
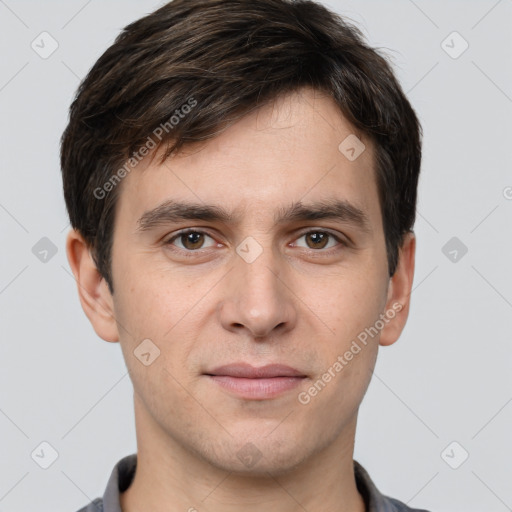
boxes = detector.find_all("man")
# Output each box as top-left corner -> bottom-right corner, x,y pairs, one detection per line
62,0 -> 427,510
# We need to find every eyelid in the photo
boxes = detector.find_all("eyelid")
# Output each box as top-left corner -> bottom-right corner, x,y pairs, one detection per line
164,228 -> 218,248
290,229 -> 348,253
293,227 -> 348,244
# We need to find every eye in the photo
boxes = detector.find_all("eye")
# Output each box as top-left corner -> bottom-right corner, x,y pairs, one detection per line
163,228 -> 346,256
292,230 -> 344,251
165,229 -> 217,251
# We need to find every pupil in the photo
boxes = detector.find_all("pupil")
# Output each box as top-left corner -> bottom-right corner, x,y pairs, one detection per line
184,232 -> 202,249
308,232 -> 327,248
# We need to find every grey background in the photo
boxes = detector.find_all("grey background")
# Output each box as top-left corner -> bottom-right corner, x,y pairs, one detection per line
0,0 -> 511,510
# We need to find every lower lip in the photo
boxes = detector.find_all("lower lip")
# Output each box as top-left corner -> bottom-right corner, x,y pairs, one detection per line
207,375 -> 306,400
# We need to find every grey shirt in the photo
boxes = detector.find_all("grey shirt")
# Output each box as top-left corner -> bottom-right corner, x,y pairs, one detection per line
76,454 -> 431,512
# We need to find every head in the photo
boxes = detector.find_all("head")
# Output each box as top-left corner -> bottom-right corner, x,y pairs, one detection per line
63,0 -> 420,476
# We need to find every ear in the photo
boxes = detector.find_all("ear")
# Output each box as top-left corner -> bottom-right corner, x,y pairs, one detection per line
379,232 -> 416,347
65,229 -> 119,342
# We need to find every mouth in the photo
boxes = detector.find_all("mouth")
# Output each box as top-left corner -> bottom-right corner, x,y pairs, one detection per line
203,363 -> 307,400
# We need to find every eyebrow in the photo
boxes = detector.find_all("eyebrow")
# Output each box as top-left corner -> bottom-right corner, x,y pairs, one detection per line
136,198 -> 371,234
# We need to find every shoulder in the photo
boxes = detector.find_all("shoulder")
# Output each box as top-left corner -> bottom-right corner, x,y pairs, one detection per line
353,460 -> 432,512
386,496 -> 432,511
74,497 -> 103,512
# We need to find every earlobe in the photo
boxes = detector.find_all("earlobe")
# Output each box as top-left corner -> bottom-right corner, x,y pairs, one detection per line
379,232 -> 416,347
65,229 -> 119,343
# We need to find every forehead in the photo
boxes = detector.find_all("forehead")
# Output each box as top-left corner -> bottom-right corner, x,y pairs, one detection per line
114,87 -> 380,232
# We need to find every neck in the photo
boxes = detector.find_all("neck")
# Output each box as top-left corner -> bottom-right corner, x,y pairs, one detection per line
120,395 -> 366,512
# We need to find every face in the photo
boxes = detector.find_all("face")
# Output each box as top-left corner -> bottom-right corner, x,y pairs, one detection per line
69,86 -> 414,476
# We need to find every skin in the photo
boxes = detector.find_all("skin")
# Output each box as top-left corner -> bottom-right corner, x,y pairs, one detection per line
67,86 -> 415,512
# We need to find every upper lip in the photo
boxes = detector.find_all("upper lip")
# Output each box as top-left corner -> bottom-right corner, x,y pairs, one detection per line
205,363 -> 306,378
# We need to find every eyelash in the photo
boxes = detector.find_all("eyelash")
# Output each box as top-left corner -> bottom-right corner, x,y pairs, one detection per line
163,228 -> 347,257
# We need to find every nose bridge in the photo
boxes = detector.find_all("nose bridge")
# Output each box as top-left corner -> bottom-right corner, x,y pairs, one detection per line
220,233 -> 296,337
236,235 -> 283,307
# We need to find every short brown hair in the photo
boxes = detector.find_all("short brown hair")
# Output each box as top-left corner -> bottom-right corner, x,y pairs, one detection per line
61,0 -> 422,293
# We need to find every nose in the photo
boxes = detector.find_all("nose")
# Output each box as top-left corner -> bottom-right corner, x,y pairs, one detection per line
218,242 -> 298,340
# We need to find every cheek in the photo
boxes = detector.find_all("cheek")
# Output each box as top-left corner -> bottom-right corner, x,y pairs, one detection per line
113,255 -> 185,336
112,257 -> 209,378
306,264 -> 388,344
317,268 -> 387,413
112,268 -> 201,417
299,274 -> 383,415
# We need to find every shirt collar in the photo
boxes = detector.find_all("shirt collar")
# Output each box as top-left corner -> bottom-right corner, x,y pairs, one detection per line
101,454 -> 136,512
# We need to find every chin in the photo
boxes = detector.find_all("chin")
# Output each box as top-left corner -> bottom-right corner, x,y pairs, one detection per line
201,431 -> 316,477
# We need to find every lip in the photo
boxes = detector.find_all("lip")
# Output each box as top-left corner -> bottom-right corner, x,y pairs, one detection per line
204,363 -> 307,400
206,363 -> 306,378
